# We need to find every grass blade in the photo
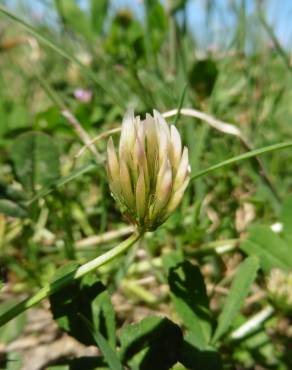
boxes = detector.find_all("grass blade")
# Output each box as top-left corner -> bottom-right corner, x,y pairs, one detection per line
257,8 -> 291,73
173,83 -> 188,126
27,162 -> 97,205
191,140 -> 292,181
0,5 -> 123,108
212,256 -> 259,344
80,314 -> 123,370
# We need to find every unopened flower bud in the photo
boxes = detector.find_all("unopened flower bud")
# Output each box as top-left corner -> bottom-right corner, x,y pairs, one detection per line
106,109 -> 191,231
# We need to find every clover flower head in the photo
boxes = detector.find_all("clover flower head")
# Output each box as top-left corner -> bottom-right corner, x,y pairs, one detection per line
106,109 -> 190,231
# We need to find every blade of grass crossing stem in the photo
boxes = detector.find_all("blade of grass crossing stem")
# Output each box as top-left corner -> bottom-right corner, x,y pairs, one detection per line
191,140 -> 292,182
173,83 -> 188,126
212,256 -> 259,344
0,233 -> 141,328
257,9 -> 291,73
80,314 -> 123,370
27,162 -> 97,205
0,6 -> 123,108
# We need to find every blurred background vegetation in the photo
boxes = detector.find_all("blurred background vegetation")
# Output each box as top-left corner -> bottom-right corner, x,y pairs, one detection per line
0,1 -> 292,369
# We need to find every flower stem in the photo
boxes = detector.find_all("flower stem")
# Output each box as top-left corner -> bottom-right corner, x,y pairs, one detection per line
0,232 -> 141,328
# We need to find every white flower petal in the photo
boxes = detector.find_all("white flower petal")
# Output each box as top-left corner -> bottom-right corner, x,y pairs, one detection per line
170,125 -> 182,169
136,169 -> 146,221
119,108 -> 135,159
174,147 -> 190,190
120,160 -> 134,209
164,176 -> 190,218
107,137 -> 119,180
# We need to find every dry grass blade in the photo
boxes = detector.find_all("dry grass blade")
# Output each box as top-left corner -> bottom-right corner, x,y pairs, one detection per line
76,226 -> 135,248
75,128 -> 121,159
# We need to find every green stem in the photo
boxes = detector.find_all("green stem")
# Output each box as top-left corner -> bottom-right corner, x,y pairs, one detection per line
173,83 -> 188,126
257,9 -> 292,73
0,232 -> 141,328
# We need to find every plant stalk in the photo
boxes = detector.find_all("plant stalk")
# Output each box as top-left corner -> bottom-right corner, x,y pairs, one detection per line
0,232 -> 141,328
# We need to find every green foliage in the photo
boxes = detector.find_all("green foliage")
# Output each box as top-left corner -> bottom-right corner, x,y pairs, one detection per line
56,0 -> 93,40
0,199 -> 27,218
189,59 -> 218,99
167,261 -> 222,369
28,161 -> 97,205
0,300 -> 26,344
180,332 -> 222,370
0,352 -> 22,370
104,10 -> 145,63
49,263 -> 105,345
240,226 -> 292,272
93,290 -> 116,348
145,0 -> 168,53
168,261 -> 213,347
120,316 -> 183,370
90,0 -> 109,35
47,357 -> 106,370
10,132 -> 60,195
212,256 -> 259,343
0,1 -> 292,369
81,315 -> 123,370
280,195 -> 292,244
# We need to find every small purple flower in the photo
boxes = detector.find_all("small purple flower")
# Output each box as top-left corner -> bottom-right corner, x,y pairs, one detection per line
74,88 -> 92,103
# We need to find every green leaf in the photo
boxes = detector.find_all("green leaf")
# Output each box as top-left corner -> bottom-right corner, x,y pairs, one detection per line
0,180 -> 28,218
7,105 -> 29,131
147,1 -> 168,51
57,0 -> 92,40
212,256 -> 259,344
90,0 -> 109,35
46,357 -> 107,370
93,290 -> 116,348
0,199 -> 27,218
180,332 -> 222,370
189,59 -> 218,98
281,195 -> 292,244
49,263 -> 105,345
1,352 -> 23,370
120,316 -> 183,370
162,250 -> 184,271
0,181 -> 27,202
0,300 -> 26,344
81,315 -> 123,370
168,261 -> 213,348
240,226 -> 292,272
10,132 -> 60,194
27,162 -> 97,205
